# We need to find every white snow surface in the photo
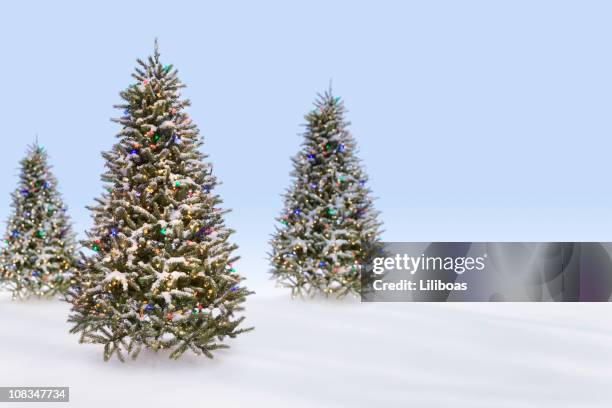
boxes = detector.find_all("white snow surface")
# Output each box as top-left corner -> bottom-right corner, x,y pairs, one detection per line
1,290 -> 611,407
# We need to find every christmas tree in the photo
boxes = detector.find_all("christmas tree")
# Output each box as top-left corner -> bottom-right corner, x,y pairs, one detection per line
68,41 -> 252,361
0,142 -> 76,299
270,89 -> 382,298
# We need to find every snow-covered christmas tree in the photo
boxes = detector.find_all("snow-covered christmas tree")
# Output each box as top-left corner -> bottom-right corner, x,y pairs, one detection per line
0,142 -> 76,299
270,89 -> 382,298
68,41 -> 252,361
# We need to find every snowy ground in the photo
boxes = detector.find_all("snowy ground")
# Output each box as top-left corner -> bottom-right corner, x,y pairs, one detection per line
1,290 -> 612,407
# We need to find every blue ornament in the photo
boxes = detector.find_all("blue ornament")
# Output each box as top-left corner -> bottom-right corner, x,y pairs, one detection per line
337,144 -> 345,153
110,228 -> 118,237
11,230 -> 19,237
231,285 -> 239,292
144,304 -> 154,312
307,154 -> 315,160
293,209 -> 301,215
20,189 -> 29,196
319,261 -> 326,267
32,271 -> 40,277
130,149 -> 137,155
309,183 -> 317,189
123,109 -> 129,115
359,180 -> 366,187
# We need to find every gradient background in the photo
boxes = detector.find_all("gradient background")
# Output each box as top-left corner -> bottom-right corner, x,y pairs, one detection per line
1,0 -> 611,290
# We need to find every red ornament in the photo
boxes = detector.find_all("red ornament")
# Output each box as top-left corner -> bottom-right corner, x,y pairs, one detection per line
166,312 -> 173,321
143,79 -> 149,85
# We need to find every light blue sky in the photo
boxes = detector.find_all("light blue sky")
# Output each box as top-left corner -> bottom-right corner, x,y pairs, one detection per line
1,1 -> 611,288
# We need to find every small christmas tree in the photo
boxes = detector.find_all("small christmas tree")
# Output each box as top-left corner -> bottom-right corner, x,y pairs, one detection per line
270,89 -> 382,298
68,41 -> 252,361
0,142 -> 76,299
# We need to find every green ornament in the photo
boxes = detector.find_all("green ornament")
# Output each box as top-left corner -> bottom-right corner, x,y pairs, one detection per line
153,133 -> 160,142
327,208 -> 336,216
163,64 -> 173,73
334,96 -> 341,104
92,245 -> 99,252
175,181 -> 181,187
36,230 -> 44,237
338,176 -> 345,182
160,228 -> 167,235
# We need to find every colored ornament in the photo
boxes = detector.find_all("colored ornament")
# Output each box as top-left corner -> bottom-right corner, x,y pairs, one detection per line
327,208 -> 336,215
163,64 -> 173,73
110,228 -> 118,237
175,181 -> 181,187
144,304 -> 154,312
160,228 -> 167,235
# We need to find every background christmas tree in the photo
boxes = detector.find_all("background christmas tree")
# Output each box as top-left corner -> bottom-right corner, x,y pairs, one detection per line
270,89 -> 382,298
68,42 -> 252,361
0,142 -> 76,299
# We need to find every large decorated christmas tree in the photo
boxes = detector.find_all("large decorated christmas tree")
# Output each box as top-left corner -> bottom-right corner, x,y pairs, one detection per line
270,89 -> 382,298
0,142 -> 76,299
68,42 -> 252,361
